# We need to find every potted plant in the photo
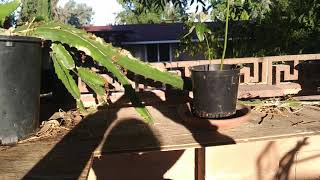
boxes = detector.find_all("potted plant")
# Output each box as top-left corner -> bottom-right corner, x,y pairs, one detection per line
184,0 -> 241,118
0,0 -> 185,144
0,0 -> 42,144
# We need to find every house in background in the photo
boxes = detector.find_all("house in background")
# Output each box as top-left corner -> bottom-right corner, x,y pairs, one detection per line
84,23 -> 206,62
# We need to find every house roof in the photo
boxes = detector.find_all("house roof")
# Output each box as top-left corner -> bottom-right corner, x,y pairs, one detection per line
84,23 -> 189,44
83,22 -> 251,45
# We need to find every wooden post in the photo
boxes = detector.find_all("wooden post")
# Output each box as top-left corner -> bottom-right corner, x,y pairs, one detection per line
195,148 -> 206,180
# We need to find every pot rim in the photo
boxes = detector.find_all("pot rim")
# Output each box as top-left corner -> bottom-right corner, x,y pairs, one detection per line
189,64 -> 241,72
0,35 -> 42,43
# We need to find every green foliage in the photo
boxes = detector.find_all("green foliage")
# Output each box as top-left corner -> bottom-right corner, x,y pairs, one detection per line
5,0 -> 318,123
55,0 -> 94,27
210,0 -> 271,21
179,0 -> 320,59
179,26 -> 220,60
182,1 -> 231,69
127,0 -> 201,11
179,12 -> 220,60
116,0 -> 186,24
130,0 -> 320,60
52,43 -> 106,112
77,67 -> 105,86
208,0 -> 320,56
51,43 -> 94,112
0,0 -> 20,27
253,0 -> 320,55
131,0 -> 270,22
16,22 -> 184,123
183,19 -> 214,61
77,67 -> 106,96
19,0 -> 52,23
51,43 -> 75,69
194,23 -> 211,42
1,0 -> 183,123
32,23 -> 156,123
27,23 -> 184,89
52,50 -> 80,100
18,0 -> 93,27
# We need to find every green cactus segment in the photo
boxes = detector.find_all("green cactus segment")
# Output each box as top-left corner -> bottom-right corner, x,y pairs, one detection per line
0,0 -> 20,26
77,67 -> 105,86
52,51 -> 87,112
28,23 -> 154,123
114,56 -> 183,89
76,99 -> 86,113
51,43 -> 75,70
31,23 -> 184,89
85,34 -> 184,90
30,24 -> 129,85
124,84 -> 154,124
52,53 -> 80,100
77,67 -> 106,96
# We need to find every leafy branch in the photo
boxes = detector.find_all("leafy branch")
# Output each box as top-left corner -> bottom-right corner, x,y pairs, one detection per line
182,0 -> 231,69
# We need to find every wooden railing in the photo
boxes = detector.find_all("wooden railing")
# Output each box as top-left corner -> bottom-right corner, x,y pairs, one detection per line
79,54 -> 320,106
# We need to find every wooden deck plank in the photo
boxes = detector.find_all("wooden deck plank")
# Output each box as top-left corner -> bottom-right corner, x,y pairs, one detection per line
1,103 -> 320,179
94,104 -> 320,155
0,138 -> 93,180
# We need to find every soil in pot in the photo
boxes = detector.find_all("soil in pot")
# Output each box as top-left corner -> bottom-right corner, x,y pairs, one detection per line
190,64 -> 240,119
0,35 -> 42,145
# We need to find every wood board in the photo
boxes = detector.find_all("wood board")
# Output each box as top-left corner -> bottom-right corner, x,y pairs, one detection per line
1,103 -> 320,179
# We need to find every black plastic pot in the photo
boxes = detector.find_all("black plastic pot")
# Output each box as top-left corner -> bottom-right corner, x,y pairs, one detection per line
190,64 -> 240,119
297,61 -> 320,93
0,35 -> 42,145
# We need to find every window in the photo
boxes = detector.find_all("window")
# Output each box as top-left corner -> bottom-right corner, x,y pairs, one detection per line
147,44 -> 158,62
146,43 -> 171,62
159,44 -> 170,61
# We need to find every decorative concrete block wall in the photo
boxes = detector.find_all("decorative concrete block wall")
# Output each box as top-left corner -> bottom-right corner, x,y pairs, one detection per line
79,54 -> 320,107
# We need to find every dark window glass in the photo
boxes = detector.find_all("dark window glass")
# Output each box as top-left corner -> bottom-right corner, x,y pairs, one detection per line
147,44 -> 158,62
159,44 -> 170,62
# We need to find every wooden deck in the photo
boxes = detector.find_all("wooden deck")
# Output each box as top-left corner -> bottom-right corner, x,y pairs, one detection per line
1,102 -> 320,179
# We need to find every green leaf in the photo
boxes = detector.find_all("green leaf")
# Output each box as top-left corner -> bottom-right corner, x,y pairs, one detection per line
77,99 -> 86,113
123,84 -> 154,124
77,67 -> 106,96
195,23 -> 209,42
85,82 -> 106,97
0,0 -> 20,26
52,53 -> 80,100
77,67 -> 105,86
240,11 -> 249,20
51,43 -> 75,70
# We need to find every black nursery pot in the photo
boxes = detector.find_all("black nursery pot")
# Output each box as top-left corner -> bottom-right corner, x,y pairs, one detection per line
0,35 -> 42,144
190,64 -> 240,119
297,61 -> 320,92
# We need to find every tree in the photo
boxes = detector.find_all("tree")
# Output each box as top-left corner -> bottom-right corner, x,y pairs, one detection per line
19,0 -> 52,23
0,0 -> 19,28
253,0 -> 320,55
116,0 -> 187,24
55,0 -> 94,27
209,0 -> 271,22
18,0 -> 93,28
50,0 -> 58,19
